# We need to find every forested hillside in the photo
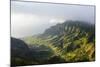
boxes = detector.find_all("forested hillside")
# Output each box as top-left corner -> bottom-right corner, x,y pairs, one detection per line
11,20 -> 95,66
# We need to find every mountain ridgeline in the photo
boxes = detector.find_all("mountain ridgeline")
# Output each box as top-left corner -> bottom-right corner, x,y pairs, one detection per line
42,21 -> 94,38
11,20 -> 95,66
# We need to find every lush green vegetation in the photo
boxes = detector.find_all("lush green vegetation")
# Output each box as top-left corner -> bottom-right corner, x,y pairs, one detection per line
11,21 -> 95,66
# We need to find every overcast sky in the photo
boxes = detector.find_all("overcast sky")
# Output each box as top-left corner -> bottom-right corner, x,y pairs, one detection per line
11,1 -> 95,38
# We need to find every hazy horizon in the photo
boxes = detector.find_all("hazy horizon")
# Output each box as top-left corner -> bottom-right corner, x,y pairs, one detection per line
11,1 -> 95,38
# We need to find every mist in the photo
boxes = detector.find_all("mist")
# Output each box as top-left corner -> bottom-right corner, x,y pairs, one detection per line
11,1 -> 95,38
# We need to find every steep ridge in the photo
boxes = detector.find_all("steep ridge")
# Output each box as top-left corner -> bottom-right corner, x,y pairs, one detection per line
11,20 -> 95,66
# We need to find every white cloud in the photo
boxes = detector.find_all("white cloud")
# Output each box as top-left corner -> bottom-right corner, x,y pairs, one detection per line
49,18 -> 65,24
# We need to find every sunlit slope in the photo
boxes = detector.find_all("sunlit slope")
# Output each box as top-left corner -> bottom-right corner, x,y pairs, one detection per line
23,20 -> 95,64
